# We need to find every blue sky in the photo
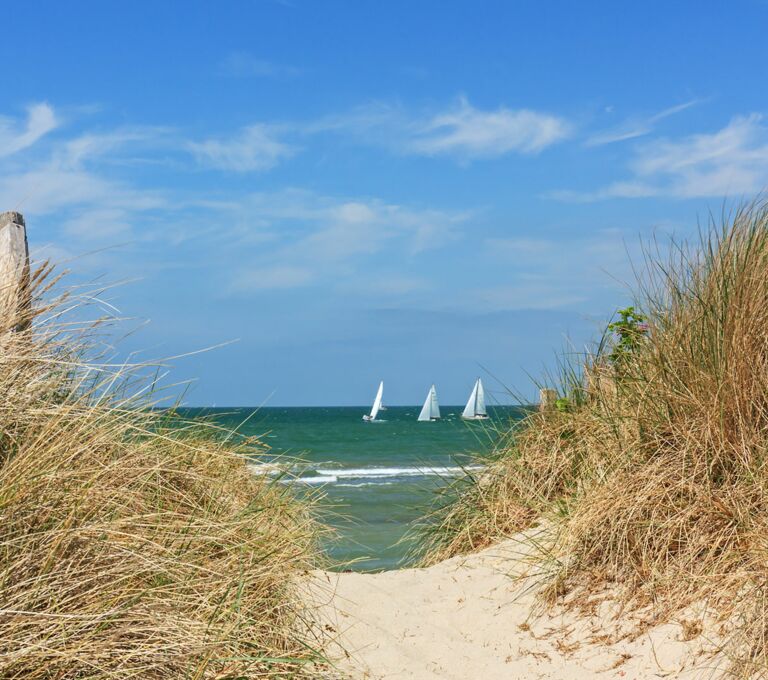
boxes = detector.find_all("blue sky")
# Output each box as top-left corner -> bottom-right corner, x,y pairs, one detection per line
1,1 -> 767,405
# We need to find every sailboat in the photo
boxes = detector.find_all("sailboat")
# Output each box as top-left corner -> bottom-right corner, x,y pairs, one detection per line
461,378 -> 488,420
362,381 -> 384,422
417,384 -> 441,421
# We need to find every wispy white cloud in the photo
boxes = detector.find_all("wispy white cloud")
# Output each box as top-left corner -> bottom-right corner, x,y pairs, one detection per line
304,101 -> 403,137
307,97 -> 570,160
218,52 -> 302,79
0,123 -> 166,219
179,96 -> 570,171
585,99 -> 701,147
410,97 -> 570,158
0,103 -> 58,157
188,124 -> 296,172
0,162 -> 164,218
59,129 -> 163,166
0,112 -> 167,246
553,114 -> 768,201
226,189 -> 468,293
0,103 -> 468,290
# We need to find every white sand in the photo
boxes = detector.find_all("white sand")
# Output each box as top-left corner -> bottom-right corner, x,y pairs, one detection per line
310,531 -> 726,679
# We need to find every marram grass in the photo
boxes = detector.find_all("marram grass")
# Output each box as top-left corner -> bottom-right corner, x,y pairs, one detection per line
0,265 -> 330,678
420,200 -> 768,677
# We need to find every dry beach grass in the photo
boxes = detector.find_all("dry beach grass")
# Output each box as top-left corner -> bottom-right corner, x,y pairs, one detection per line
419,200 -> 768,677
0,265 -> 328,678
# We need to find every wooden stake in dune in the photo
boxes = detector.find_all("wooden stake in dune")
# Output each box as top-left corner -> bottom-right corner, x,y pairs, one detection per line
538,388 -> 557,411
0,211 -> 31,333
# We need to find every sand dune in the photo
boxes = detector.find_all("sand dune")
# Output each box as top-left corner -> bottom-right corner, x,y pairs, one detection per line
311,532 -> 726,679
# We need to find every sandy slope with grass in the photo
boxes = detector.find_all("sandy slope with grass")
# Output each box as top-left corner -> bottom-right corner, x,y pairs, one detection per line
311,528 -> 726,680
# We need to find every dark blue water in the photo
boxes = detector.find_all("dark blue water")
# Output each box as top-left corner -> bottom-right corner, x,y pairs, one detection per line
177,405 -> 526,571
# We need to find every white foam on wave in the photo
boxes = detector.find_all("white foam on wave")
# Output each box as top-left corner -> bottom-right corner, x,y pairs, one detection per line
248,462 -> 283,475
315,464 -> 484,479
336,481 -> 397,488
281,474 -> 338,485
253,462 -> 484,486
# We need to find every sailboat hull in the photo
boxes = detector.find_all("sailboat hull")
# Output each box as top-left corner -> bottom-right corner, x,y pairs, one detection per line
461,414 -> 488,421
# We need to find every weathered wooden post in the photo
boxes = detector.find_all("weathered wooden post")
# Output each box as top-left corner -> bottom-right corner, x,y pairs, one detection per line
0,211 -> 30,333
539,388 -> 557,412
585,363 -> 616,405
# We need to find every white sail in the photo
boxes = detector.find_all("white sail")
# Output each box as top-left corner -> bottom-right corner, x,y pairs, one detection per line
475,378 -> 487,416
462,378 -> 487,419
368,381 -> 384,420
430,385 -> 441,419
462,381 -> 478,418
418,384 -> 441,421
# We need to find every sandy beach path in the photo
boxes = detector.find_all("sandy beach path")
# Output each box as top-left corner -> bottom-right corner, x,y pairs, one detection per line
310,533 -> 723,679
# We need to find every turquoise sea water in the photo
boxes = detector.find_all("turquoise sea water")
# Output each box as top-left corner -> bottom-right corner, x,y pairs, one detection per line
178,405 -> 526,571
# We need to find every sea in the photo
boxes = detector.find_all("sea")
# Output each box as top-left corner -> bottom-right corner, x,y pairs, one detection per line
177,405 -> 526,571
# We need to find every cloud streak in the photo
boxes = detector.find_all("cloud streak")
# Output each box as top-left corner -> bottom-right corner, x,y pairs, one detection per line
553,114 -> 768,201
0,103 -> 58,157
585,99 -> 701,147
188,124 -> 296,172
409,97 -> 570,158
308,97 -> 571,160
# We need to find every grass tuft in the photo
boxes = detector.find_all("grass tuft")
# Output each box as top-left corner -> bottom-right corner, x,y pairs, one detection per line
419,199 -> 768,677
0,265 -> 329,678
